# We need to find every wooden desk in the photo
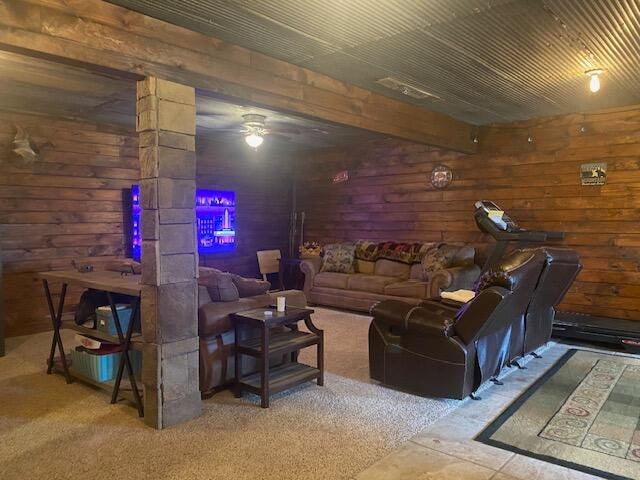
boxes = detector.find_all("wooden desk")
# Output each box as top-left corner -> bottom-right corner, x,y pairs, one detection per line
36,270 -> 144,416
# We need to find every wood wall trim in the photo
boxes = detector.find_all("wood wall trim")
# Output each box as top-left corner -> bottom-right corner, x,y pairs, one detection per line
0,0 -> 477,153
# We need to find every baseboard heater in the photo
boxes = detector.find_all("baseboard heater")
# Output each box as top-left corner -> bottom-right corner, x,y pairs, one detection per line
553,312 -> 640,354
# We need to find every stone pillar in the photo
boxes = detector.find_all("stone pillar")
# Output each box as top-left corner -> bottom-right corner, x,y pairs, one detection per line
136,77 -> 201,429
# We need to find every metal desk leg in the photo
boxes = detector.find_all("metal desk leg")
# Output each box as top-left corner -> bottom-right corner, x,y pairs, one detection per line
43,280 -> 71,384
108,293 -> 144,417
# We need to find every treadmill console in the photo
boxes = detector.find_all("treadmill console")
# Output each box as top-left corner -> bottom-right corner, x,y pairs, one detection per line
474,200 -> 520,232
474,200 -> 565,274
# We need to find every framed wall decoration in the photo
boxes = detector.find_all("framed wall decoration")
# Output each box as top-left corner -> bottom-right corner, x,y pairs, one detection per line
581,162 -> 607,186
430,164 -> 453,189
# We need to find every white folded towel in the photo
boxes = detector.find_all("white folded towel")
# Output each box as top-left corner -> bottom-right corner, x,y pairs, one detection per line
441,289 -> 476,303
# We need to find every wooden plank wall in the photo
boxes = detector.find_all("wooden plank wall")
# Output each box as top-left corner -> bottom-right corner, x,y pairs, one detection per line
295,104 -> 640,322
0,111 -> 139,337
1,119 -> 296,337
196,138 -> 293,278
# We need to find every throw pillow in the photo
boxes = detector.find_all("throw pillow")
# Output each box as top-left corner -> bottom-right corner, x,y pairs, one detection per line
229,273 -> 270,297
354,240 -> 380,261
321,243 -> 355,273
421,243 -> 456,280
198,270 -> 239,302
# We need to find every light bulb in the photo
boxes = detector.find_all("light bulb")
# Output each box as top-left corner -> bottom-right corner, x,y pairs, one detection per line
585,69 -> 603,93
589,73 -> 600,93
245,133 -> 264,148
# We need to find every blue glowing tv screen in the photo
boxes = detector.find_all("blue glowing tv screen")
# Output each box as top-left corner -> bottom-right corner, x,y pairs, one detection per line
130,185 -> 236,260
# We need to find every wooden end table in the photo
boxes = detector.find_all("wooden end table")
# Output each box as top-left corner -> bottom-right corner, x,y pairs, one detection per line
231,306 -> 323,408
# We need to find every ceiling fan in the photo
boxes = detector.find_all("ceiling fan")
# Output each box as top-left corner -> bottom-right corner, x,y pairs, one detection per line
199,113 -> 302,149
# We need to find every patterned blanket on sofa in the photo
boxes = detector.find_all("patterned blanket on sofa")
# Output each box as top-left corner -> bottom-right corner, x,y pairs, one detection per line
354,240 -> 438,264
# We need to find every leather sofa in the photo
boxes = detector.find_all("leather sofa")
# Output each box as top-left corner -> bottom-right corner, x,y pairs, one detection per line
198,278 -> 306,397
301,243 -> 481,313
369,248 -> 550,400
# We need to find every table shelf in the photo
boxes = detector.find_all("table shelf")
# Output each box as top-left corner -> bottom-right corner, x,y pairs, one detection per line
237,330 -> 320,358
62,321 -> 143,350
239,362 -> 320,395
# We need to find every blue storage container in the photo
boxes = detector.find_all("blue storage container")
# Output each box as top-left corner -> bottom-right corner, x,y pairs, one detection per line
69,348 -> 141,383
96,304 -> 133,336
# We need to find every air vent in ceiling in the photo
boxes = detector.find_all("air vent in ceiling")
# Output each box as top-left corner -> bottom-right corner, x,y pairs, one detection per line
376,77 -> 441,100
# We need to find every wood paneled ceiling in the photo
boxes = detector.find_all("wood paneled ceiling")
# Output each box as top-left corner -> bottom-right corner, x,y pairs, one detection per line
107,0 -> 640,125
0,51 -> 381,150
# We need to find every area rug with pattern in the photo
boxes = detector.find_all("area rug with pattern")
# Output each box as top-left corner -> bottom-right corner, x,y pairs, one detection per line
477,349 -> 640,480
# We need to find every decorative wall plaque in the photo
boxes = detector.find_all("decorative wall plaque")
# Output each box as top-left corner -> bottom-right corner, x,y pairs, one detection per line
332,170 -> 349,183
581,162 -> 607,186
430,164 -> 453,189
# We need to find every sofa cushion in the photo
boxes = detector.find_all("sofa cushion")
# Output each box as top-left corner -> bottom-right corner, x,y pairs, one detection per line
347,274 -> 397,294
355,259 -> 375,274
198,294 -> 272,336
198,269 -> 239,302
229,273 -> 270,297
378,241 -> 427,264
384,281 -> 430,299
314,272 -> 350,289
321,242 -> 355,273
374,259 -> 411,279
409,263 -> 423,280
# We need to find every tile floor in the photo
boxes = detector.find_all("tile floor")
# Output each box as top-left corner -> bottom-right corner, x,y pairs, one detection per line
353,343 -> 615,480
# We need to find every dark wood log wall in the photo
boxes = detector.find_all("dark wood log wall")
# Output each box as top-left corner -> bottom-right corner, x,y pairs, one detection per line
296,104 -> 640,322
1,117 -> 295,337
0,111 -> 139,337
196,139 -> 293,278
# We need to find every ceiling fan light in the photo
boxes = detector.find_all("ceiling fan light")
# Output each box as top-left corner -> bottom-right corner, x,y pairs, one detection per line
245,133 -> 264,148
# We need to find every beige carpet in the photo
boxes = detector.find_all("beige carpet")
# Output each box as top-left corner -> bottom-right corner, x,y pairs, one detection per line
0,307 -> 462,480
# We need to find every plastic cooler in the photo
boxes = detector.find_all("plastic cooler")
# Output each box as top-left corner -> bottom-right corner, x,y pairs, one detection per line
96,304 -> 133,336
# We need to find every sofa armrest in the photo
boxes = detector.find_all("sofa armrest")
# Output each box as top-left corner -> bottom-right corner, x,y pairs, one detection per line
371,300 -> 453,337
428,265 -> 481,298
300,257 -> 322,299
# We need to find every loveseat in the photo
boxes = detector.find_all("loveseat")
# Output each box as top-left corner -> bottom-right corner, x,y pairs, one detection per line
197,267 -> 306,397
301,241 -> 481,312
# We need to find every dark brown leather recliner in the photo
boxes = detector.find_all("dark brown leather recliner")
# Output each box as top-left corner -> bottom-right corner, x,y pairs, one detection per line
521,247 -> 582,357
369,249 -> 547,400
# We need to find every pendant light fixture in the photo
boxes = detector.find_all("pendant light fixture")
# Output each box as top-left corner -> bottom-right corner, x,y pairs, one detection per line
585,69 -> 604,93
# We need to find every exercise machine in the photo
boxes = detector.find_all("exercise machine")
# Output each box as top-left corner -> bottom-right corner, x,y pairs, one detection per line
473,200 -> 564,274
474,200 -> 640,353
553,312 -> 640,354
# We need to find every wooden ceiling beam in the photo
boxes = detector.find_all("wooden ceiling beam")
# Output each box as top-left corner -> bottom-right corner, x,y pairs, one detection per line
0,0 -> 478,153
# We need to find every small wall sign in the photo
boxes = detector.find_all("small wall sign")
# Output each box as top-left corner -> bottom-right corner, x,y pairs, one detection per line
332,170 -> 349,183
581,162 -> 607,186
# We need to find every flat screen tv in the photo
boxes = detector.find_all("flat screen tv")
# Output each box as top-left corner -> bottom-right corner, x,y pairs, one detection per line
130,185 -> 236,261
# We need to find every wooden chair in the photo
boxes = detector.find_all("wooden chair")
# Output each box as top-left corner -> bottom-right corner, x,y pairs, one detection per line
257,249 -> 284,291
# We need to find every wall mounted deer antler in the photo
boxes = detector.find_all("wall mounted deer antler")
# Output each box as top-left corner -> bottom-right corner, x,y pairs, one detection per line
12,125 -> 39,165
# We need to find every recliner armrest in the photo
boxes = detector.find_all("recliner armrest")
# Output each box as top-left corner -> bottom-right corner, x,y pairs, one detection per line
371,300 -> 454,337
